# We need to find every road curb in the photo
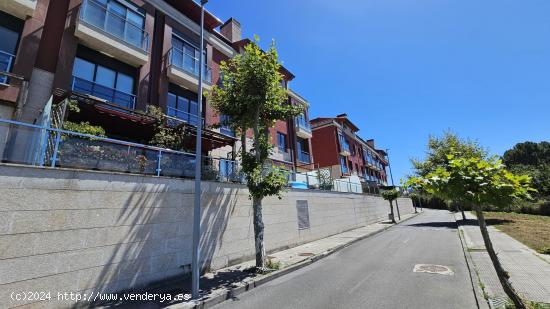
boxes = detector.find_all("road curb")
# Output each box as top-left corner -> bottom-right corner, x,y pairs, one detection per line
174,212 -> 421,309
454,213 -> 490,309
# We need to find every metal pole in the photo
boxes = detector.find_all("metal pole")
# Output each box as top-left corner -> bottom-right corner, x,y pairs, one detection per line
191,0 -> 207,299
386,148 -> 401,220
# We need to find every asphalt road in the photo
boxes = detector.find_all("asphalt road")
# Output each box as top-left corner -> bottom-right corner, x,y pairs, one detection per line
212,209 -> 480,309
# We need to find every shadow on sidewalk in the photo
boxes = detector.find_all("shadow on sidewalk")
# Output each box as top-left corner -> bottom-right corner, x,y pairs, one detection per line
90,268 -> 257,309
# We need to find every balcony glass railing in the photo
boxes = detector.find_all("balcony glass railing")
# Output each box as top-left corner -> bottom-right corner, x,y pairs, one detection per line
0,51 -> 15,84
167,106 -> 204,128
295,116 -> 311,132
72,76 -> 136,109
79,0 -> 149,51
169,47 -> 212,83
297,150 -> 311,164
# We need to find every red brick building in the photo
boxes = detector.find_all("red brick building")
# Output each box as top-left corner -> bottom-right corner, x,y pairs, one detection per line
310,114 -> 388,185
0,0 -> 312,170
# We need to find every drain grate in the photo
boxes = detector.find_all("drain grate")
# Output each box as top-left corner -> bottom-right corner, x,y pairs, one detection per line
413,264 -> 454,276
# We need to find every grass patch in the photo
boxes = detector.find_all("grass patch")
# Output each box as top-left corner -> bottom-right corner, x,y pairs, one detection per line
265,258 -> 282,270
483,212 -> 550,255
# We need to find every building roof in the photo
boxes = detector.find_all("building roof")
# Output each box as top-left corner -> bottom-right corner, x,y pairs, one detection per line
310,114 -> 359,132
164,0 -> 223,30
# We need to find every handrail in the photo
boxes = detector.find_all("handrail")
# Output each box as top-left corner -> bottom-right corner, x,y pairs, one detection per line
79,0 -> 149,51
0,51 -> 16,84
72,76 -> 136,109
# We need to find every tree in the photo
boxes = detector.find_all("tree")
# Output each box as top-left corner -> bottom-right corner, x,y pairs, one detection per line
382,189 -> 400,223
209,38 -> 303,270
411,131 -> 487,219
503,141 -> 550,198
407,154 -> 534,309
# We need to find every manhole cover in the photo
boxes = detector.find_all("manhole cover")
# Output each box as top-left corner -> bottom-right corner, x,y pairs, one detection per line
298,252 -> 314,256
413,264 -> 454,275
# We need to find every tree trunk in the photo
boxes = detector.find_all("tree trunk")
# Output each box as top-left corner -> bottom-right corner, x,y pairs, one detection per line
253,197 -> 266,269
395,199 -> 401,220
473,205 -> 526,309
414,198 -> 418,213
389,201 -> 396,223
458,203 -> 466,221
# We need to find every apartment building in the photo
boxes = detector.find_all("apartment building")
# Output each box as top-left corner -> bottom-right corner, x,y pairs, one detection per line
310,114 -> 388,186
0,0 -> 312,172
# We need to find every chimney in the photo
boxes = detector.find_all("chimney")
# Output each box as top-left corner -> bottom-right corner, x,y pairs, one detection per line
367,139 -> 375,148
220,18 -> 241,43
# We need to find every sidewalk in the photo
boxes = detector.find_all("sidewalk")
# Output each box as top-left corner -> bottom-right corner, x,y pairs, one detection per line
456,212 -> 550,306
97,212 -> 419,309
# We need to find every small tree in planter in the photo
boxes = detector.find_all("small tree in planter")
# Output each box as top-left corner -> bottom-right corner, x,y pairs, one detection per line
407,154 -> 534,309
382,189 -> 400,223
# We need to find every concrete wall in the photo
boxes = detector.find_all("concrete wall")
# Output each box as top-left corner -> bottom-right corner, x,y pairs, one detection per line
0,164 -> 414,308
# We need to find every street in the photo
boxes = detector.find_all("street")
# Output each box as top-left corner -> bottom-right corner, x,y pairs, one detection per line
212,209 -> 480,309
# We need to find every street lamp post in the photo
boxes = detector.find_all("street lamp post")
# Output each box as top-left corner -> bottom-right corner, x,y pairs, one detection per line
191,0 -> 208,300
386,148 -> 401,220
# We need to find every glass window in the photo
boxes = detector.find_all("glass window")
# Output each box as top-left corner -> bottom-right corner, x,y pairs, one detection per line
116,73 -> 133,93
277,132 -> 287,151
340,156 -> 348,174
72,58 -> 95,81
95,66 -> 116,88
0,25 -> 20,55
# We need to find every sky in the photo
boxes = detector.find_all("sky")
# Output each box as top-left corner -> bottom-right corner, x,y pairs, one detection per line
206,0 -> 550,182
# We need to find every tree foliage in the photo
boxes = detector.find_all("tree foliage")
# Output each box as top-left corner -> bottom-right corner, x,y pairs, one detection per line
406,154 -> 534,208
381,189 -> 400,202
411,131 -> 487,177
503,141 -> 550,198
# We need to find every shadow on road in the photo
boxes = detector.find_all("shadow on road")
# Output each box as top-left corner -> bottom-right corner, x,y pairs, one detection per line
407,221 -> 458,229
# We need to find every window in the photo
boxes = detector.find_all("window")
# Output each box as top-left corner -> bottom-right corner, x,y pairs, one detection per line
171,33 -> 207,77
277,132 -> 287,152
167,85 -> 200,126
71,56 -> 136,109
81,0 -> 146,49
219,114 -> 234,137
0,12 -> 23,84
340,155 -> 348,174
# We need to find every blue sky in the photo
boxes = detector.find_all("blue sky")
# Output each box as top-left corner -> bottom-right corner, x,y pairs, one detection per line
207,0 -> 550,182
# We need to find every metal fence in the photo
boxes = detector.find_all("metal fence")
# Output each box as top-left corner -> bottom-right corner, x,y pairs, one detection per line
0,118 -> 242,183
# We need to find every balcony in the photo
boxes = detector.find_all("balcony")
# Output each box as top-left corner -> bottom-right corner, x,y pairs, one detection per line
0,0 -> 36,20
72,76 -> 136,109
75,0 -> 149,67
0,51 -> 15,85
167,47 -> 212,93
271,147 -> 292,163
339,138 -> 351,156
167,106 -> 204,128
297,150 -> 311,164
295,116 -> 312,139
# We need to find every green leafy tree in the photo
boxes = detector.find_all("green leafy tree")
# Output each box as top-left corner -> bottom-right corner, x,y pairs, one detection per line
209,38 -> 303,269
382,189 -> 400,223
411,131 -> 487,219
503,141 -> 550,198
407,153 -> 534,309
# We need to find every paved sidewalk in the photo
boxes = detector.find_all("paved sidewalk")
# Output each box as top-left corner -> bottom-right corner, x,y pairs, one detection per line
457,212 -> 550,305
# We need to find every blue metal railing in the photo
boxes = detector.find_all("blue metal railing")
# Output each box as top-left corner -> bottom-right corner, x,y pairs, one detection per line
297,150 -> 311,163
166,106 -> 204,127
79,0 -> 149,51
0,118 -> 242,182
0,51 -> 16,84
168,47 -> 212,83
72,76 -> 136,109
295,115 -> 311,132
